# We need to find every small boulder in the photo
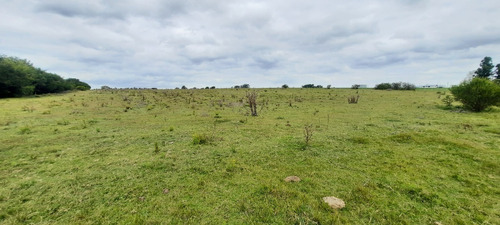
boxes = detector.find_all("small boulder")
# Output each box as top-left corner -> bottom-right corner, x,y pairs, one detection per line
323,196 -> 345,209
284,176 -> 301,182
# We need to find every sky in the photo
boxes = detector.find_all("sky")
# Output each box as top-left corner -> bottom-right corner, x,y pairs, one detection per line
1,0 -> 500,89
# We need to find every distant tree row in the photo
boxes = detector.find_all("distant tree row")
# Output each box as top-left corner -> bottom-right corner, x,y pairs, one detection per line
0,55 -> 90,98
374,82 -> 416,90
302,84 -> 323,88
233,84 -> 250,89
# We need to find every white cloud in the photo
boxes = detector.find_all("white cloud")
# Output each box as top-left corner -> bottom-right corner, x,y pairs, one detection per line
1,0 -> 499,88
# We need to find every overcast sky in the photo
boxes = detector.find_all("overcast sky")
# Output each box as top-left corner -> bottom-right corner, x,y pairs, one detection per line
1,0 -> 500,88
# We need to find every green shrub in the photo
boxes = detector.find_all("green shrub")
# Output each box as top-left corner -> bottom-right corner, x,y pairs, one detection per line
442,95 -> 454,108
374,83 -> 392,90
374,82 -> 416,90
450,78 -> 500,112
192,133 -> 211,145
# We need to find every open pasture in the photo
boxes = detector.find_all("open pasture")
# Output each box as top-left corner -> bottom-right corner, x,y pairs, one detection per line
0,88 -> 499,224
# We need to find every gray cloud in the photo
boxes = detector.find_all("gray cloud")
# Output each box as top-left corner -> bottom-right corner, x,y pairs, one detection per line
1,0 -> 499,88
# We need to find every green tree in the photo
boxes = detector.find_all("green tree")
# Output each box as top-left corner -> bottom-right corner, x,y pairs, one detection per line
374,83 -> 392,90
474,56 -> 494,78
0,55 -> 91,98
495,64 -> 500,80
66,78 -> 91,90
450,78 -> 500,112
0,56 -> 34,97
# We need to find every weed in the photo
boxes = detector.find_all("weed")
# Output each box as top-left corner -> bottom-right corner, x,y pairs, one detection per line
22,105 -> 35,112
348,95 -> 360,104
192,133 -> 211,145
304,124 -> 313,146
81,120 -> 88,129
442,95 -> 454,108
19,127 -> 31,134
154,142 -> 160,153
246,91 -> 258,116
57,120 -> 70,126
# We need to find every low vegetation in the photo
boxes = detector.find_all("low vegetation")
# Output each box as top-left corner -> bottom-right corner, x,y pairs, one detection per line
0,87 -> 498,224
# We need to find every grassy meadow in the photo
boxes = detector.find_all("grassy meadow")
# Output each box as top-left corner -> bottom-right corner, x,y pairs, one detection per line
0,88 -> 499,224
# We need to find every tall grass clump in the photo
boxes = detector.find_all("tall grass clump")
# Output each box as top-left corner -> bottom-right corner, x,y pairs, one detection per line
246,91 -> 258,116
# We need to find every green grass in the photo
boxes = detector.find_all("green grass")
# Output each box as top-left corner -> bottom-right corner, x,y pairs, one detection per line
0,88 -> 499,224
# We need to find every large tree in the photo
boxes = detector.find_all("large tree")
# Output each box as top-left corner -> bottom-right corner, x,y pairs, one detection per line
474,56 -> 494,78
495,64 -> 500,80
0,55 -> 91,98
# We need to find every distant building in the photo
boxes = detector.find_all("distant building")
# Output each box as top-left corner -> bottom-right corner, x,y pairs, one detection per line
420,85 -> 443,88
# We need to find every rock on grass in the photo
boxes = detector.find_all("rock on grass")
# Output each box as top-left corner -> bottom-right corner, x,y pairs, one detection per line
284,176 -> 301,182
323,196 -> 345,209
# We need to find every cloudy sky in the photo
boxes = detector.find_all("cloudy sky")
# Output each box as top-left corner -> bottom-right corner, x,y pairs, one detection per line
1,0 -> 500,88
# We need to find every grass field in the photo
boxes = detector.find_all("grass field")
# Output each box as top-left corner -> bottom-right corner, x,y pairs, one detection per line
0,88 -> 499,224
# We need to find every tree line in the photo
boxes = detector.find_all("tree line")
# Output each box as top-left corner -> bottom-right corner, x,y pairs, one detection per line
0,55 -> 91,98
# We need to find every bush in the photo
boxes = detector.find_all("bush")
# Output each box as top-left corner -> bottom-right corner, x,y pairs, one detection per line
450,78 -> 500,112
302,84 -> 323,88
401,82 -> 416,90
442,95 -> 454,108
348,95 -> 359,104
192,133 -> 211,145
374,83 -> 392,90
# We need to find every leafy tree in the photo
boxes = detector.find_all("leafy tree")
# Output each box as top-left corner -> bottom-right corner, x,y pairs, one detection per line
181,85 -> 187,89
374,83 -> 391,90
391,82 -> 402,90
0,55 -> 90,98
401,82 -> 416,90
450,78 -> 500,112
241,84 -> 250,88
351,84 -> 360,89
281,84 -> 289,89
474,56 -> 494,78
495,64 -> 500,80
0,56 -> 34,97
66,78 -> 91,91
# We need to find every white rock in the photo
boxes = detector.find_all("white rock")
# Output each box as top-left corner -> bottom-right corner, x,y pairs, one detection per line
284,176 -> 301,182
323,196 -> 345,209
